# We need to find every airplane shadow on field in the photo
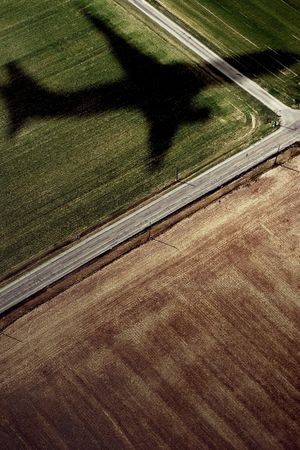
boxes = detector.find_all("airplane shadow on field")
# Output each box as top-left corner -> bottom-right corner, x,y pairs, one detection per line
0,6 -> 298,169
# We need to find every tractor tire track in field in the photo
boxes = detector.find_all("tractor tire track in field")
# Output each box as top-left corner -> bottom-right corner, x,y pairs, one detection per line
1,0 -> 300,314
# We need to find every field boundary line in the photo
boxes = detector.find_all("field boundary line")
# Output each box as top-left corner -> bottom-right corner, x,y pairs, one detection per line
1,0 -> 300,315
1,143 -> 299,328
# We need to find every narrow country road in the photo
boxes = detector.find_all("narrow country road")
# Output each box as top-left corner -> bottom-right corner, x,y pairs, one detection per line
129,0 -> 286,114
1,0 -> 300,314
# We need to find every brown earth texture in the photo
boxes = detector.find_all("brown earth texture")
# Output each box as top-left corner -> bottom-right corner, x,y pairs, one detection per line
1,156 -> 300,449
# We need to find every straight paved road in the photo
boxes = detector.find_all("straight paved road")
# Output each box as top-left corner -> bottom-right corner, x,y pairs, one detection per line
128,0 -> 288,115
1,0 -> 300,314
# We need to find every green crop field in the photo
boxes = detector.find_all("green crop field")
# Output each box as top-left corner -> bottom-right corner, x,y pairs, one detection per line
153,0 -> 300,106
0,0 -> 275,279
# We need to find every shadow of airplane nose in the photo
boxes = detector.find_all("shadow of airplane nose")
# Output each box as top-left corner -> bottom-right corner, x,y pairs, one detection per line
225,50 -> 299,78
1,3 -> 299,171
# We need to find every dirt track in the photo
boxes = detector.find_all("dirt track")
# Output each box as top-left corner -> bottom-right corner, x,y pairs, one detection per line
1,157 -> 300,449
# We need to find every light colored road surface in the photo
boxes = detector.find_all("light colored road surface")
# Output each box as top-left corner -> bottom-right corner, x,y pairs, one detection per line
129,0 -> 287,115
0,0 -> 300,314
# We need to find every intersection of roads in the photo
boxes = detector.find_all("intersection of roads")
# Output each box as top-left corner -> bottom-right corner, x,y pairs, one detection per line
0,0 -> 299,314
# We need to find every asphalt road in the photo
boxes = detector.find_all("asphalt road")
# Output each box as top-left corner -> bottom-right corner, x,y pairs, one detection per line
0,0 -> 300,314
128,0 -> 287,114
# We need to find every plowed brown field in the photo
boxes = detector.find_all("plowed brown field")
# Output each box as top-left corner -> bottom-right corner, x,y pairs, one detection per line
1,156 -> 300,449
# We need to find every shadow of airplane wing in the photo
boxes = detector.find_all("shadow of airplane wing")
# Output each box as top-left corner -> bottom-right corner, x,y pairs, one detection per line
148,105 -> 211,167
80,5 -> 299,89
2,4 -> 298,170
148,118 -> 180,167
80,7 -> 159,79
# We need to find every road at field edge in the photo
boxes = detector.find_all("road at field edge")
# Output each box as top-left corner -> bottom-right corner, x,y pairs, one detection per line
0,0 -> 300,314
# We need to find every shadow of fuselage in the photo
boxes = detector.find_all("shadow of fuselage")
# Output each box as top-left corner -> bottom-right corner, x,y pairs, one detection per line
0,7 -> 298,168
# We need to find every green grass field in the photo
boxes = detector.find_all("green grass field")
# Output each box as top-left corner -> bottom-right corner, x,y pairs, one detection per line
153,0 -> 300,106
0,0 -> 274,279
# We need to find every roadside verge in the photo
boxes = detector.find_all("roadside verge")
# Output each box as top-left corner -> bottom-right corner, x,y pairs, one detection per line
1,143 -> 299,328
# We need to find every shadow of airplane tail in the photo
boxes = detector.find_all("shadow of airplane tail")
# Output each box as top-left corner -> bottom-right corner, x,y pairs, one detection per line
1,3 -> 298,171
0,62 -> 78,137
0,63 -> 34,137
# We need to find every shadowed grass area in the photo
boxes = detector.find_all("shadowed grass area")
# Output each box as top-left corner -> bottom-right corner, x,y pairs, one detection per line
0,0 -> 277,279
151,0 -> 300,107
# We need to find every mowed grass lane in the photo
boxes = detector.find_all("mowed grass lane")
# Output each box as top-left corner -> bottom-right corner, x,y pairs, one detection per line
0,0 -> 272,279
153,0 -> 300,106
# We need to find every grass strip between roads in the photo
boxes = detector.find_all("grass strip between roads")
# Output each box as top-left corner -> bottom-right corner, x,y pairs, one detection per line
0,0 -> 274,279
151,0 -> 300,106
